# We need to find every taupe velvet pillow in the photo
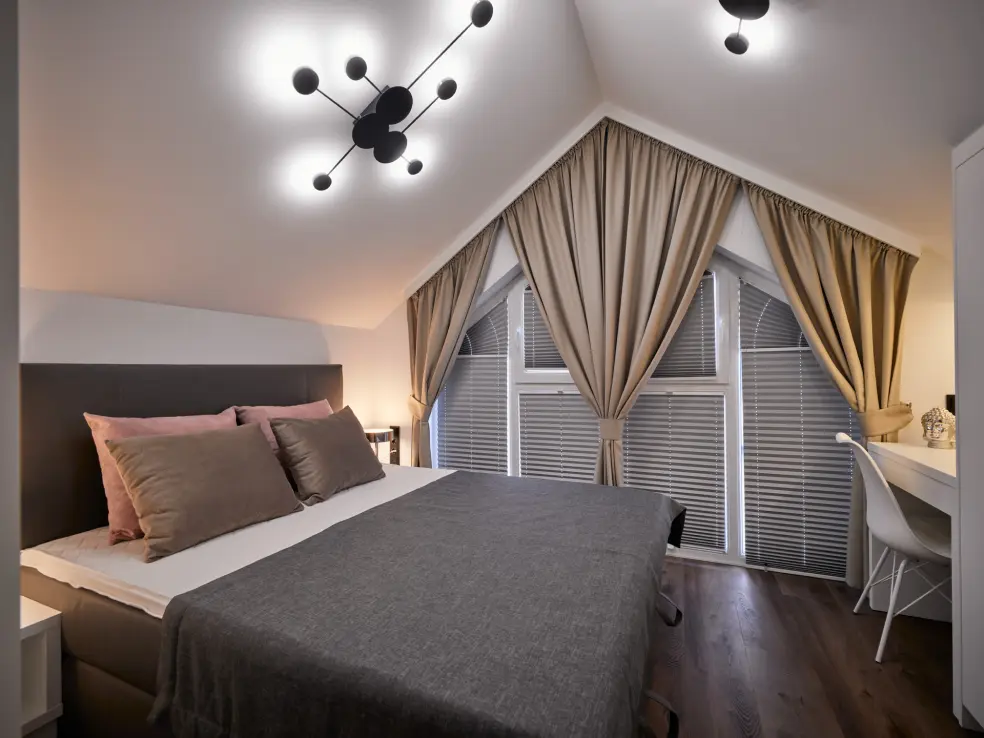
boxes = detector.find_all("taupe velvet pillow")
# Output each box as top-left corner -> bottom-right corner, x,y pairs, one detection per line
106,424 -> 302,561
270,406 -> 385,505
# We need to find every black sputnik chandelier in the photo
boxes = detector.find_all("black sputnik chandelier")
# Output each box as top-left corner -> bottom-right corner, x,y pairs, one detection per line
719,0 -> 769,55
291,0 -> 494,190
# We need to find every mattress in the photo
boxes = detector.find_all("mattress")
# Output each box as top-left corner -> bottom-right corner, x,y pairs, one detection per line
21,464 -> 452,618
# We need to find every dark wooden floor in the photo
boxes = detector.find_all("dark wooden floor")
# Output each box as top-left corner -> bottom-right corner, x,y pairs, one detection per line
645,560 -> 972,738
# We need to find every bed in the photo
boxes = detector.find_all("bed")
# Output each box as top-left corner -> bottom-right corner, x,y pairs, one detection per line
19,363 -> 685,738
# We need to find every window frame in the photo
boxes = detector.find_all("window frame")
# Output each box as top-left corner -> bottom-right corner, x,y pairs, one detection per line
437,249 -> 851,580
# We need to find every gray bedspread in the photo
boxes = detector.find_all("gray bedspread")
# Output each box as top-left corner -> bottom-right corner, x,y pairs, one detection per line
152,471 -> 686,738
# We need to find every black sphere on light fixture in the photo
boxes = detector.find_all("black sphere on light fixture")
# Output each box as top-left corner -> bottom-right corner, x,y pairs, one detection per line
719,0 -> 768,55
725,32 -> 749,55
471,1 -> 494,28
292,67 -> 320,95
292,2 -> 494,191
374,130 -> 408,164
352,113 -> 387,150
437,78 -> 458,101
345,56 -> 368,81
376,86 -> 414,124
720,0 -> 769,20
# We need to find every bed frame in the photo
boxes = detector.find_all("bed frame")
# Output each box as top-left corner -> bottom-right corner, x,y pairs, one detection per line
19,363 -> 344,738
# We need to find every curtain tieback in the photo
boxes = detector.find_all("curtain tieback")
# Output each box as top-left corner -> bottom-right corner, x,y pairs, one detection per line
599,417 -> 625,441
408,396 -> 432,421
858,403 -> 913,438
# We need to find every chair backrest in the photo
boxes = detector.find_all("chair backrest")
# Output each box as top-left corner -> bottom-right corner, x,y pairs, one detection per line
834,433 -> 924,556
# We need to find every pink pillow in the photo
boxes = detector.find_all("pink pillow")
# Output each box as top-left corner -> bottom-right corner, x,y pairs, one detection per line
84,408 -> 237,544
235,400 -> 334,451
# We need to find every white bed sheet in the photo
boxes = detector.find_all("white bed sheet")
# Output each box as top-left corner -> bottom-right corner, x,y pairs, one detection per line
21,464 -> 452,619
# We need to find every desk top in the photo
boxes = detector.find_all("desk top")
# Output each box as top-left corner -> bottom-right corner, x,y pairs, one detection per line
868,441 -> 957,486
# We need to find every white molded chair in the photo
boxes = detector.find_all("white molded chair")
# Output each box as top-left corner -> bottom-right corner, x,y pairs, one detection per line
835,432 -> 952,663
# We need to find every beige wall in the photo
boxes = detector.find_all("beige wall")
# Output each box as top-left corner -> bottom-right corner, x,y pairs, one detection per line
900,249 -> 955,444
0,0 -> 18,732
20,289 -> 413,466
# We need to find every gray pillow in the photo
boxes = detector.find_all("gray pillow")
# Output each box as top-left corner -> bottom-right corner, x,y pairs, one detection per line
270,406 -> 385,505
106,424 -> 302,561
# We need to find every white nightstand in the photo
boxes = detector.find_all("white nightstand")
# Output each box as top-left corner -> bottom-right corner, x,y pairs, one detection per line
20,597 -> 62,738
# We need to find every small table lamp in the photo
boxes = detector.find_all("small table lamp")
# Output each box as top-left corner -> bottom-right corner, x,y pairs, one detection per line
364,427 -> 399,464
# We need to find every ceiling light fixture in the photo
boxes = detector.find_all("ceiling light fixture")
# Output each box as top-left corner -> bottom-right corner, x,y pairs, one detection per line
291,0 -> 494,191
719,0 -> 769,55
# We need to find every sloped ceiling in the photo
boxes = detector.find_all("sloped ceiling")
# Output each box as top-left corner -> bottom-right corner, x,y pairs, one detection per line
20,0 -> 601,328
20,0 -> 984,328
576,0 -> 984,251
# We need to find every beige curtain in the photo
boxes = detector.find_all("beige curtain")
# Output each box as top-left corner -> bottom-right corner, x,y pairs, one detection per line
744,182 -> 918,586
504,119 -> 739,485
407,221 -> 498,467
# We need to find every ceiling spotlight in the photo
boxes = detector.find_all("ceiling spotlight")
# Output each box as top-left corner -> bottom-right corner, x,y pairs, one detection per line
719,0 -> 769,55
289,1 -> 494,191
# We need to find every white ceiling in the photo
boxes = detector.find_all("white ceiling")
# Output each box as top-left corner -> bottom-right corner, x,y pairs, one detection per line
576,0 -> 984,252
19,0 -> 984,328
20,0 -> 600,328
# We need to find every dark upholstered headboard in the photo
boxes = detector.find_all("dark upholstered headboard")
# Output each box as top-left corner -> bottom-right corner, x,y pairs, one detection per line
20,364 -> 343,548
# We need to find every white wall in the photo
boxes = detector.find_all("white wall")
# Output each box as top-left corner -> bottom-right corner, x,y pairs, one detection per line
20,289 -> 413,464
899,249 -> 955,444
0,0 -> 18,733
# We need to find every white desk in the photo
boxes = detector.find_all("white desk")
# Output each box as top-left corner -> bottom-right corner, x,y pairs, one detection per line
867,441 -> 967,727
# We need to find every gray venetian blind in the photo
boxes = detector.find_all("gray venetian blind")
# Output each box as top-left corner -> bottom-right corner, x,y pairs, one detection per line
523,274 -> 717,378
436,300 -> 508,474
518,393 -> 599,482
624,393 -> 727,551
523,287 -> 566,370
652,273 -> 717,378
739,281 -> 858,578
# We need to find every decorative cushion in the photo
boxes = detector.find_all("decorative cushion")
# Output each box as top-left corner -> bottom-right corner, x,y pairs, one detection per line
271,406 -> 385,505
84,408 -> 237,544
106,424 -> 302,561
235,400 -> 334,452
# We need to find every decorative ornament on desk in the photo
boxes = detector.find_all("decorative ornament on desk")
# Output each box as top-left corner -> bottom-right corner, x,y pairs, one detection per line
921,407 -> 956,449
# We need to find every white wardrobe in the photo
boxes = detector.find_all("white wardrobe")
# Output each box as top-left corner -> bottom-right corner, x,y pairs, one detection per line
955,123 -> 984,729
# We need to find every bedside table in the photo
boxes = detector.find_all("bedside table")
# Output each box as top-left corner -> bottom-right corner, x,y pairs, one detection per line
20,597 -> 62,738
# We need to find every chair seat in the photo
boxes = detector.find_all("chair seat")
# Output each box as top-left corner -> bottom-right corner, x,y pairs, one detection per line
908,514 -> 952,562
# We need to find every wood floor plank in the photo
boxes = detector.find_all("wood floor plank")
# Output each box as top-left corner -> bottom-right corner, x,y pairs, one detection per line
645,561 -> 973,738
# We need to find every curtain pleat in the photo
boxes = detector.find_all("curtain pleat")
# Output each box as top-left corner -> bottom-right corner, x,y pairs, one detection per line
504,119 -> 739,485
407,221 -> 498,467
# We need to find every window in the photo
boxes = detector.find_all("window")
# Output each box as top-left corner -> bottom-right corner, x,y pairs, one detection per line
435,253 -> 861,581
624,393 -> 726,551
739,281 -> 859,578
651,273 -> 717,379
518,392 -> 599,481
522,273 -> 717,377
523,287 -> 566,370
435,299 -> 508,474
